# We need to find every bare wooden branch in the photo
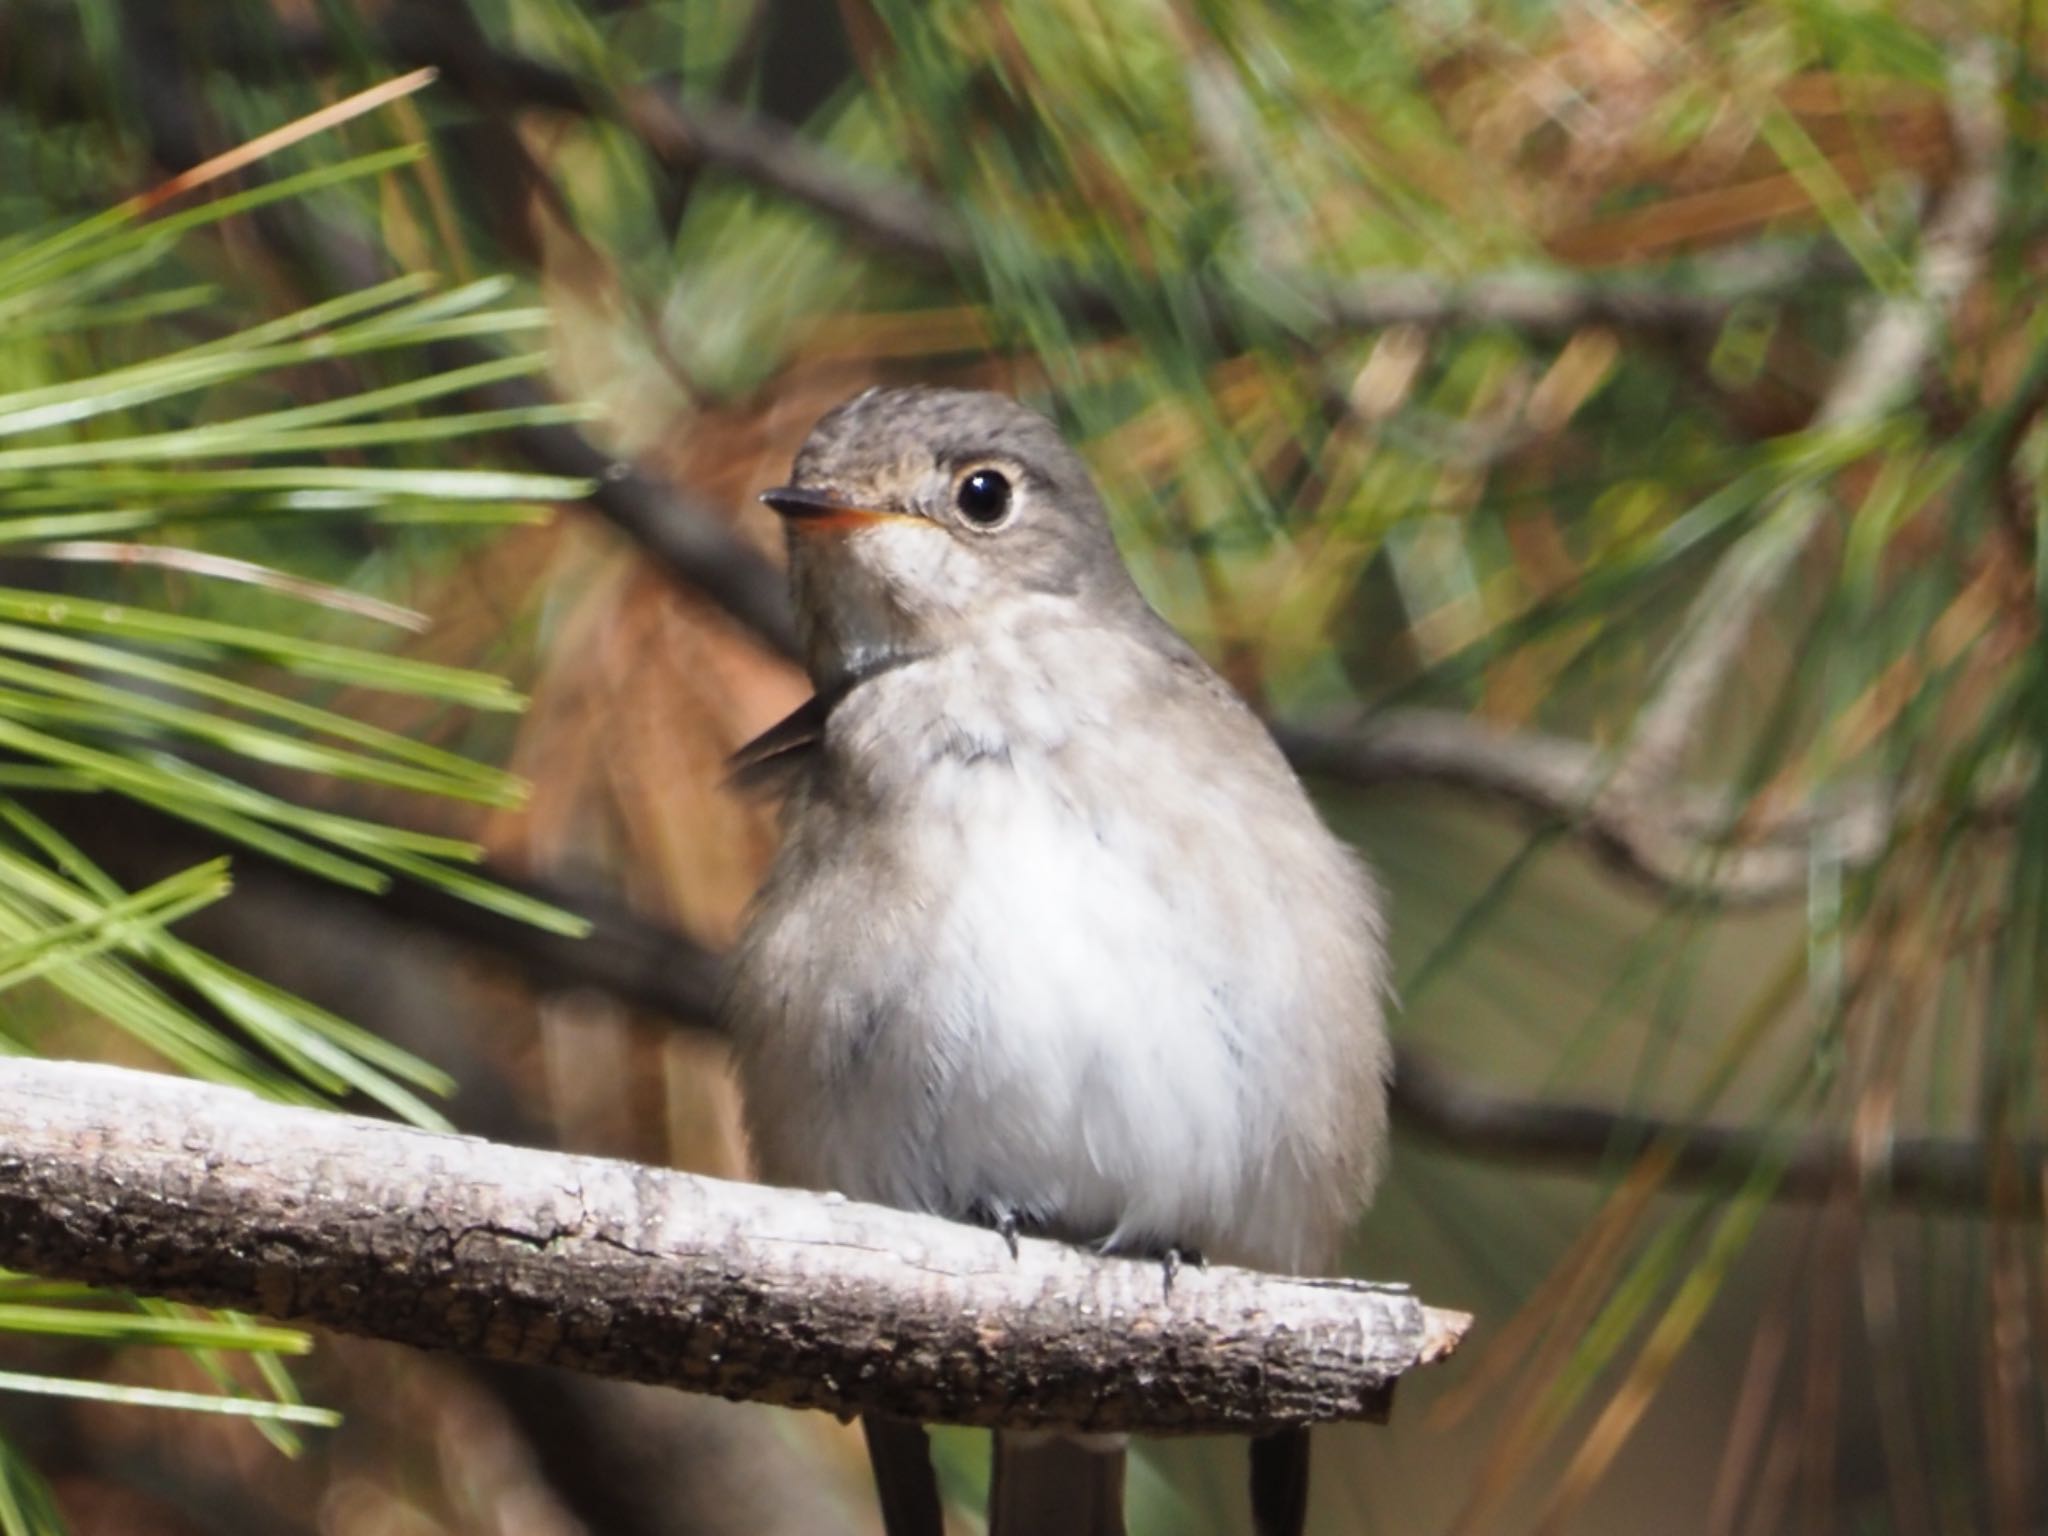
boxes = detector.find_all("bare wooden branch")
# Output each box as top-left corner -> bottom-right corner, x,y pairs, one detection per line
0,1060 -> 1469,1434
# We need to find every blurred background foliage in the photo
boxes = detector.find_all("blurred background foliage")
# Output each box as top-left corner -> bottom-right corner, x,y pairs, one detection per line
0,0 -> 2042,1533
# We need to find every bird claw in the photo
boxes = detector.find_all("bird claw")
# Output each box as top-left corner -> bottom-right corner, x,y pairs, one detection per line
968,1199 -> 1023,1259
1159,1245 -> 1204,1299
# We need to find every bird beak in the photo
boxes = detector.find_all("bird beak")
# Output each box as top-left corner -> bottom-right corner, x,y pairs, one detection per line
758,485 -> 907,531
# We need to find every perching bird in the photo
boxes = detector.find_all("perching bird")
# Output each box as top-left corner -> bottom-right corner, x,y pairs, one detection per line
722,386 -> 1391,1536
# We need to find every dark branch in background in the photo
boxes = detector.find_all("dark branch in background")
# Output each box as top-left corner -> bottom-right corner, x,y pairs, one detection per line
1303,248 -> 1835,342
1275,712 -> 2022,906
625,91 -> 973,268
0,1061 -> 1469,1434
223,18 -> 969,266
450,369 -> 800,657
1390,1054 -> 2044,1212
472,1362 -> 850,1536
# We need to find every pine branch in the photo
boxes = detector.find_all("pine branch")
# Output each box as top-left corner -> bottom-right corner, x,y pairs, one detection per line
1604,41 -> 2005,804
212,19 -> 1830,339
0,1059 -> 1469,1434
112,20 -> 803,663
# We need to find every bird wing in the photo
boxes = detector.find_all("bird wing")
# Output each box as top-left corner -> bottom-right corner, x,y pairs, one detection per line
726,694 -> 829,794
726,653 -> 936,795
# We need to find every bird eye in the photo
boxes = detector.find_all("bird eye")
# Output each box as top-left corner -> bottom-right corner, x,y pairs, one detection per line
954,468 -> 1013,528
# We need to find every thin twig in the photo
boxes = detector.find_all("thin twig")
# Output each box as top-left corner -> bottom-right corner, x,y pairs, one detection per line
1275,710 -> 2020,906
625,90 -> 973,267
1179,35 -> 1301,270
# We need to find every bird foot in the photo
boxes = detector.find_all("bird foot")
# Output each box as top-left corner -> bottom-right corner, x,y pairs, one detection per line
1159,1245 -> 1205,1299
968,1199 -> 1024,1259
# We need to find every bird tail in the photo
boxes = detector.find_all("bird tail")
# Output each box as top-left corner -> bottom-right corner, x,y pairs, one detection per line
989,1432 -> 1126,1536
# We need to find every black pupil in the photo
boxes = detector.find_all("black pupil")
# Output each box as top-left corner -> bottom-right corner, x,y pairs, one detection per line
957,469 -> 1012,525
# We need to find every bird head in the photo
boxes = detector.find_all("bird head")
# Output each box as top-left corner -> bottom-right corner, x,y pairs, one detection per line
761,387 -> 1142,688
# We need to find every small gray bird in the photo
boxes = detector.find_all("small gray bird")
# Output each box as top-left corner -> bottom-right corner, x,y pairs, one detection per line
722,386 -> 1390,1536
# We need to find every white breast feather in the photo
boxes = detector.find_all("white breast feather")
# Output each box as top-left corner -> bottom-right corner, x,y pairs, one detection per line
727,619 -> 1386,1274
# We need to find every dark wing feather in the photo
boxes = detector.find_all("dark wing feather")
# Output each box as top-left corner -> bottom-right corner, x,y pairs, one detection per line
727,694 -> 828,795
727,654 -> 934,795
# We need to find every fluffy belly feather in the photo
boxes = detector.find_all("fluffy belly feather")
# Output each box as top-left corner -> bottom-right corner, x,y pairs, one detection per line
738,755 -> 1332,1271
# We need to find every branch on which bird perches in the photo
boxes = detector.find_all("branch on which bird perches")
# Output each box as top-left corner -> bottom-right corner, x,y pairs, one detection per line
0,1060 -> 1469,1434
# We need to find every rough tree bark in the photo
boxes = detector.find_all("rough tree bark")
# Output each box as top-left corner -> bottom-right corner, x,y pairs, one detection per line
0,1060 -> 1468,1434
